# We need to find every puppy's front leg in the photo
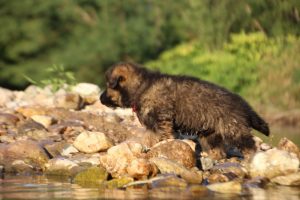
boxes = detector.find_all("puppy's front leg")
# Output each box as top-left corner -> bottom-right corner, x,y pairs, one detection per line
156,119 -> 175,140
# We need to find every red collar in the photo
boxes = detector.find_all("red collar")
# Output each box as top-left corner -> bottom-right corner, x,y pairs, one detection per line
131,103 -> 137,113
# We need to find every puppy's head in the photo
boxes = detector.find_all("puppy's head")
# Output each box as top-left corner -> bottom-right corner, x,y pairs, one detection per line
100,62 -> 144,108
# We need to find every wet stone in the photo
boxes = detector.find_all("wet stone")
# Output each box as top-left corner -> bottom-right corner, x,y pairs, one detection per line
0,140 -> 49,171
151,174 -> 188,188
207,173 -> 230,184
207,181 -> 242,194
150,157 -> 202,184
243,177 -> 269,188
74,166 -> 108,186
271,172 -> 300,186
210,162 -> 247,178
104,177 -> 134,189
11,160 -> 34,174
45,158 -> 80,177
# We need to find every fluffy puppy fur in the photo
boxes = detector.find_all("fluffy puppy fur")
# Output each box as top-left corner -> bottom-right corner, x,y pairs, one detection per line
100,62 -> 269,159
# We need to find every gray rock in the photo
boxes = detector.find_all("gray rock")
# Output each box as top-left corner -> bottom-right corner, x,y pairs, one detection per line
73,131 -> 113,153
150,157 -> 202,184
207,173 -> 230,184
249,148 -> 299,179
147,140 -> 196,169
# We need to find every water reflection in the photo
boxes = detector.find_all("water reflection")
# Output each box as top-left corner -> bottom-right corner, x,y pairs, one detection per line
0,175 -> 300,200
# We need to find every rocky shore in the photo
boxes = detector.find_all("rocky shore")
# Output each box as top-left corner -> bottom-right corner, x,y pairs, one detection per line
0,83 -> 300,195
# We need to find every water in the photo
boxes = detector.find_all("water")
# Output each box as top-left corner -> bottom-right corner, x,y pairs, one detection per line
1,174 -> 300,200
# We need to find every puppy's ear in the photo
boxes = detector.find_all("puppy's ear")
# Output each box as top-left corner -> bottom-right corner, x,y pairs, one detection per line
109,75 -> 125,88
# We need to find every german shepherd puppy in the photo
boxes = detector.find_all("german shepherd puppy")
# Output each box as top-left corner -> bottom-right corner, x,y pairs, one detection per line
100,62 -> 269,159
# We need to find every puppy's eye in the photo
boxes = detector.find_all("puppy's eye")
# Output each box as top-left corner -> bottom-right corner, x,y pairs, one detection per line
108,76 -> 125,89
118,76 -> 125,82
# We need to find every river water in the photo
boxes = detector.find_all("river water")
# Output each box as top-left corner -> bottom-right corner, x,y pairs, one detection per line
1,175 -> 300,200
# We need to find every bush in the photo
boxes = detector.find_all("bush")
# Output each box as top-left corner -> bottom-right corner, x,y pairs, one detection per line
146,32 -> 299,110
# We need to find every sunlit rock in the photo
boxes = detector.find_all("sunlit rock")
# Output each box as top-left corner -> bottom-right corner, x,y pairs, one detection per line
54,93 -> 83,110
31,115 -> 55,129
73,131 -> 113,153
147,140 -> 196,168
71,83 -> 101,104
99,141 -> 149,178
249,148 -> 299,179
278,137 -> 300,159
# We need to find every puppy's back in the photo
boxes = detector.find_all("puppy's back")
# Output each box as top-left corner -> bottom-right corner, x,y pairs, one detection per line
170,75 -> 268,136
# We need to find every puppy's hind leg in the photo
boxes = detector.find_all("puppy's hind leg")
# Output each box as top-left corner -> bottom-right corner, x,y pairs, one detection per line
199,133 -> 226,160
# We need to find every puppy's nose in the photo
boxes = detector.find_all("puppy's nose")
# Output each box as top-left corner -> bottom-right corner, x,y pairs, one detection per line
100,91 -> 107,103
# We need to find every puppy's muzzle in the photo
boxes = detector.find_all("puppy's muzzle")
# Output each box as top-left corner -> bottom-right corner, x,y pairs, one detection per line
100,90 -> 118,108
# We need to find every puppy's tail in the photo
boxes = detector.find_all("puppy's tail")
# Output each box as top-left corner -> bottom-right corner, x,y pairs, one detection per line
249,111 -> 270,136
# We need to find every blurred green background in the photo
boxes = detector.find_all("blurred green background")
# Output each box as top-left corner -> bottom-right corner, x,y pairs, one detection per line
0,0 -> 300,112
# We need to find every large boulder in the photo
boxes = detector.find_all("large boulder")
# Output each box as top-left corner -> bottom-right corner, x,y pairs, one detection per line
249,148 -> 299,179
99,141 -> 152,179
147,140 -> 196,169
0,140 -> 49,171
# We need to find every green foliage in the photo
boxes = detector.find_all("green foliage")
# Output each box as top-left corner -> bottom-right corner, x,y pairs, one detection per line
147,32 -> 298,105
24,64 -> 77,92
0,0 -> 299,89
